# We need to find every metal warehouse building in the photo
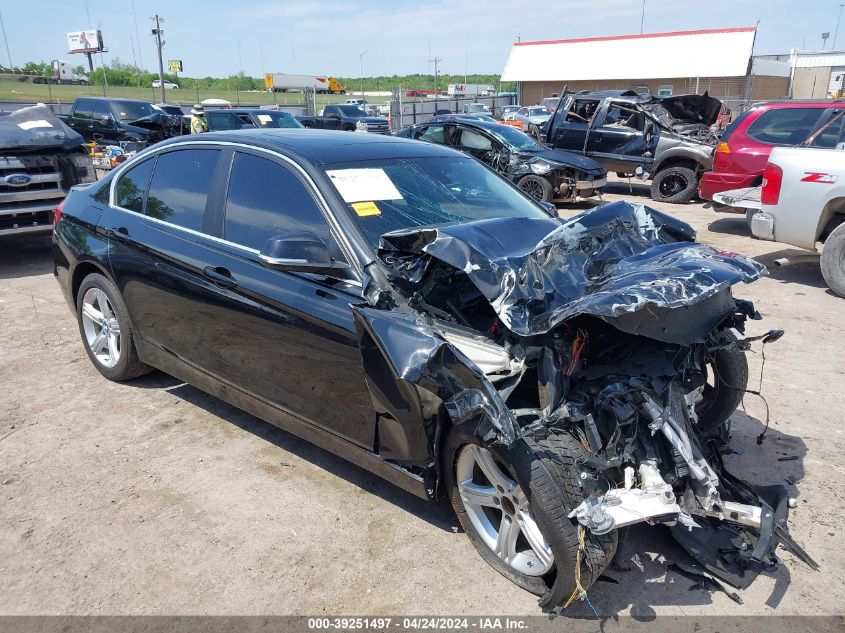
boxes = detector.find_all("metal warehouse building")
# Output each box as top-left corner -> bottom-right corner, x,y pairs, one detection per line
501,27 -> 791,107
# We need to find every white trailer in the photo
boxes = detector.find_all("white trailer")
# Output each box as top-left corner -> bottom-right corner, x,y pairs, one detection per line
31,60 -> 88,85
447,83 -> 495,97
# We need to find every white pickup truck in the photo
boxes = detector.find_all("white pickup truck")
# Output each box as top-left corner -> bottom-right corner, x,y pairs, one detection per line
751,106 -> 845,297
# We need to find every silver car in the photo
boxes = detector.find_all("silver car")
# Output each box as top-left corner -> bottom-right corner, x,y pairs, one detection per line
508,106 -> 552,135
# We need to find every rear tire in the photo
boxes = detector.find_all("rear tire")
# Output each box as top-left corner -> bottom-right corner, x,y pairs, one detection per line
650,166 -> 698,203
517,174 -> 554,202
821,222 -> 845,298
76,273 -> 152,382
442,424 -> 616,601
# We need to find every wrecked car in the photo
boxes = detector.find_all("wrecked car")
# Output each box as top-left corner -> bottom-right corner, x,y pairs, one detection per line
0,104 -> 96,237
398,118 -> 606,203
545,90 -> 721,203
54,130 -> 815,611
59,97 -> 183,145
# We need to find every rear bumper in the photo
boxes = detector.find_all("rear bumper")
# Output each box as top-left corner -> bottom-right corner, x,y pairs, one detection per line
698,171 -> 757,201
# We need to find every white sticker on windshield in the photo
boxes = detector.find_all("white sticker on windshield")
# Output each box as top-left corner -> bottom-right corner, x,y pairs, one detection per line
257,114 -> 273,123
18,120 -> 53,130
326,168 -> 403,203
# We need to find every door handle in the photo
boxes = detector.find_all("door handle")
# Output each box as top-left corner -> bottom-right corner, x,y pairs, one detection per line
106,226 -> 129,239
203,266 -> 237,288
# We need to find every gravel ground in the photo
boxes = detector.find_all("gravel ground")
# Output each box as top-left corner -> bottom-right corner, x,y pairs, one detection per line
1,177 -> 843,619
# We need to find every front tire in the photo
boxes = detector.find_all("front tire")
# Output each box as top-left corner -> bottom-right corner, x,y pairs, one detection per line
442,424 -> 616,600
650,166 -> 698,203
695,333 -> 749,433
76,273 -> 152,382
821,222 -> 845,298
517,174 -> 554,202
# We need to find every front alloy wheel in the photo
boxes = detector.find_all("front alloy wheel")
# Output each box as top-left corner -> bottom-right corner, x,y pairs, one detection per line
456,444 -> 554,576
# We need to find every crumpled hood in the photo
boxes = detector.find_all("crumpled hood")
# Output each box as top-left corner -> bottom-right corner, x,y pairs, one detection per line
0,104 -> 85,152
526,149 -> 605,177
651,93 -> 722,127
377,200 -> 765,341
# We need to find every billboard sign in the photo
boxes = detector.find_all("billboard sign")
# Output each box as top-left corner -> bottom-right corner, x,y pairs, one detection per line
67,30 -> 103,54
168,59 -> 183,73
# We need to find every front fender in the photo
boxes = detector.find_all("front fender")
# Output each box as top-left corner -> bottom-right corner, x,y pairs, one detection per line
352,306 -> 520,461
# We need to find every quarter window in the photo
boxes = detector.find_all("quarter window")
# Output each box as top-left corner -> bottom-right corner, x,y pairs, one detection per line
745,107 -> 824,145
223,152 -> 331,250
145,149 -> 220,230
115,158 -> 155,212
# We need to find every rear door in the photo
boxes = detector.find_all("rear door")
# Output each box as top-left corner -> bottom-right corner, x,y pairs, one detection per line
197,149 -> 378,448
104,146 -> 228,368
587,100 -> 649,171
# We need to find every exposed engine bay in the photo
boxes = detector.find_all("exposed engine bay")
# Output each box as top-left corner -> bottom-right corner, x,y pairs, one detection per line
356,200 -> 817,608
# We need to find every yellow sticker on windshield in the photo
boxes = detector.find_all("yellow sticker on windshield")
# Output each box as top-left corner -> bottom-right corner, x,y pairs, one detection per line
352,201 -> 381,217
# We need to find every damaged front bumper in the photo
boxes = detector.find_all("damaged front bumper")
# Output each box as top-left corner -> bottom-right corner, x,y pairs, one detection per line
355,200 -> 815,609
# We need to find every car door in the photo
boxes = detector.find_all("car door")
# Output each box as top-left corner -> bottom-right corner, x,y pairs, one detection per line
91,101 -> 116,141
104,146 -> 228,369
196,149 -> 378,449
451,125 -> 497,168
323,107 -> 342,130
548,98 -> 598,153
587,100 -> 648,170
71,98 -> 95,136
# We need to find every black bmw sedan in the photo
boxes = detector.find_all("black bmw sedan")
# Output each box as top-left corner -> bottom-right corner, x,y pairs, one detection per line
53,129 -> 809,610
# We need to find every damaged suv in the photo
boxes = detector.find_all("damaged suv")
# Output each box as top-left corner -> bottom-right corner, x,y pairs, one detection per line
545,90 -> 720,203
54,130 -> 814,610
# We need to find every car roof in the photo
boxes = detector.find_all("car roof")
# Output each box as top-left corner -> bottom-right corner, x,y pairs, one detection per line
210,108 -> 295,115
82,97 -> 152,104
154,128 -> 459,165
424,117 -> 516,132
748,99 -> 841,109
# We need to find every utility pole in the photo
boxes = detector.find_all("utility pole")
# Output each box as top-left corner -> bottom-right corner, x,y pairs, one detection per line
0,10 -> 12,68
359,49 -> 368,98
152,15 -> 166,103
835,4 -> 845,49
429,56 -> 442,103
640,0 -> 646,34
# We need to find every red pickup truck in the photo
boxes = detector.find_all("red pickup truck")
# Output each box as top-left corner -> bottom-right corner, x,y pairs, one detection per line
699,100 -> 835,203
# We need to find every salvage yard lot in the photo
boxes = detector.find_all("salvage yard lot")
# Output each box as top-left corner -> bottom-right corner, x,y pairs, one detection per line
1,177 -> 843,618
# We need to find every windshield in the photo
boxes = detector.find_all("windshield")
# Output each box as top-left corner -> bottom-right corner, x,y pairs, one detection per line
324,156 -> 548,248
110,101 -> 157,121
489,124 -> 545,151
257,111 -> 304,128
529,107 -> 551,117
336,104 -> 369,117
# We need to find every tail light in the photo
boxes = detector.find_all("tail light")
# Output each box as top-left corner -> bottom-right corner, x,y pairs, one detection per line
761,163 -> 783,205
54,199 -> 65,225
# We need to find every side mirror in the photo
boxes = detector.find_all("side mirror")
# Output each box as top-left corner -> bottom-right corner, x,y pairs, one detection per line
258,231 -> 350,275
99,114 -> 113,124
836,142 -> 845,151
538,201 -> 558,217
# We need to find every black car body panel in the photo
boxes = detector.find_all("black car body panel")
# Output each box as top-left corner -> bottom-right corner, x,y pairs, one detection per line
53,129 -> 812,608
60,97 -> 182,144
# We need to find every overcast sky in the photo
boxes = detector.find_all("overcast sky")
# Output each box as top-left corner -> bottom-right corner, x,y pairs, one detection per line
3,0 -> 843,78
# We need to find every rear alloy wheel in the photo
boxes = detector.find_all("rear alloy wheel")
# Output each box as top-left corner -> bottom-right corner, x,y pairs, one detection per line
517,174 -> 553,202
650,166 -> 698,203
76,273 -> 152,381
821,222 -> 845,298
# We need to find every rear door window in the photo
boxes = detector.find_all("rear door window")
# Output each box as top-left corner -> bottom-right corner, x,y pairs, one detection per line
745,107 -> 825,145
223,152 -> 332,250
115,158 -> 155,212
145,149 -> 221,230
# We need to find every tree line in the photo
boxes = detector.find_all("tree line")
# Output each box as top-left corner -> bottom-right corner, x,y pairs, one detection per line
19,60 -> 514,92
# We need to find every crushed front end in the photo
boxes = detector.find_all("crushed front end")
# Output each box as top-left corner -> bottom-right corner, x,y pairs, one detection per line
356,200 -> 816,609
